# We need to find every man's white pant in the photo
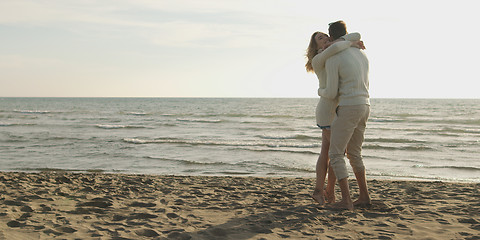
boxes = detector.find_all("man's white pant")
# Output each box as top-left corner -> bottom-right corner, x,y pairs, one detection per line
329,104 -> 370,181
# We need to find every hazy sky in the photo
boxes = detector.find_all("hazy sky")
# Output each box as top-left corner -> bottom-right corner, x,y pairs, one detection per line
1,0 -> 479,98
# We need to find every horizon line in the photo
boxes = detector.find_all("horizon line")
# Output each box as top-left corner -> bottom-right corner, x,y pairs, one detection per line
1,96 -> 479,100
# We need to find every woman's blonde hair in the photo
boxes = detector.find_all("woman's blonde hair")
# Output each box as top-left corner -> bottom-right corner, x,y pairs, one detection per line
305,31 -> 325,73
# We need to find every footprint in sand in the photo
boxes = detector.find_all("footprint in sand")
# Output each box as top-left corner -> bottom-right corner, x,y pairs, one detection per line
167,231 -> 192,239
54,176 -> 72,184
128,212 -> 158,220
77,198 -> 113,208
471,224 -> 480,231
129,201 -> 156,208
6,220 -> 23,228
20,205 -> 33,212
43,228 -> 63,236
167,213 -> 180,219
56,226 -> 77,233
112,214 -> 127,221
458,218 -> 479,224
396,223 -> 408,229
135,228 -> 160,237
436,218 -> 451,225
18,213 -> 32,221
3,200 -> 24,206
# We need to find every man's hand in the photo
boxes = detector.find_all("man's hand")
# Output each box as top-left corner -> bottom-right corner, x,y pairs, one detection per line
352,40 -> 366,50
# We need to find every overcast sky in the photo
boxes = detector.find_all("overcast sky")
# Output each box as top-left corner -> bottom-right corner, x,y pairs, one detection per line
1,0 -> 479,98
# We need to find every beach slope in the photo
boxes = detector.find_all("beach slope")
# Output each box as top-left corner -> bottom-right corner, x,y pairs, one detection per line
0,172 -> 479,239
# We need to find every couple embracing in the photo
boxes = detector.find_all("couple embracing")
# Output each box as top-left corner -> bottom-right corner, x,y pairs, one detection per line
305,21 -> 371,210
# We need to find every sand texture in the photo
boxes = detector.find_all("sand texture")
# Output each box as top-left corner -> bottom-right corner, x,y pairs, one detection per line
0,172 -> 479,239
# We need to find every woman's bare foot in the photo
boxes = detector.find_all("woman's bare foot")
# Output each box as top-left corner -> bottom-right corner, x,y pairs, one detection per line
324,188 -> 336,203
353,197 -> 371,207
311,189 -> 326,205
328,200 -> 353,211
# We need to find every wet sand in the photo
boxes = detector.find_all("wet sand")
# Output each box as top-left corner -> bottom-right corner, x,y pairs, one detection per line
0,172 -> 479,239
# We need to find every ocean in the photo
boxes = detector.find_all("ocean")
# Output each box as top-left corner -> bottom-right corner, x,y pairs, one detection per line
0,98 -> 479,182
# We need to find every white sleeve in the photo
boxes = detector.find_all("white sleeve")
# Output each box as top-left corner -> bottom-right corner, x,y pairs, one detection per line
312,41 -> 352,71
342,32 -> 361,41
318,58 -> 339,100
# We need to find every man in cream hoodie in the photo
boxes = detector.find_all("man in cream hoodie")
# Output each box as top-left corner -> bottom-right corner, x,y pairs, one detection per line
319,21 -> 371,210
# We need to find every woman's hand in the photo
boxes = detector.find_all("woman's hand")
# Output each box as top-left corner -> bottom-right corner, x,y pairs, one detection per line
352,40 -> 366,50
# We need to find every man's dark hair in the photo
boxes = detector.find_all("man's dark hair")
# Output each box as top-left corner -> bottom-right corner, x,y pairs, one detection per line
328,20 -> 347,40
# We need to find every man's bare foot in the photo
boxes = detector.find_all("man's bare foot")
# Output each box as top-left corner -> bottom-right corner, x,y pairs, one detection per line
353,197 -> 371,207
327,200 -> 353,211
324,188 -> 335,203
311,189 -> 326,205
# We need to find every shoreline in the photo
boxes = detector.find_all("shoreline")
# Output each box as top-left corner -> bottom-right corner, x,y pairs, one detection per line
2,169 -> 479,184
1,171 -> 479,239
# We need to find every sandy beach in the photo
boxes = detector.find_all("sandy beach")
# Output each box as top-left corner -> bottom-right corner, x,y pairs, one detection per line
0,172 -> 479,239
